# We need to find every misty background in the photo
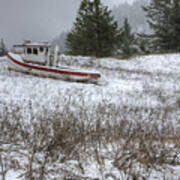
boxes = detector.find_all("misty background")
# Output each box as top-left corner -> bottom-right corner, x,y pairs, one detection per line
0,0 -> 148,48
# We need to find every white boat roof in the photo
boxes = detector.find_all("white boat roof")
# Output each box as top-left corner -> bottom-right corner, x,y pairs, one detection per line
14,41 -> 51,48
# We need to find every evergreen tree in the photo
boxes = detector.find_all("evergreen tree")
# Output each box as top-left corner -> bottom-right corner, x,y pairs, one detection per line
0,39 -> 7,56
118,18 -> 137,57
112,0 -> 149,34
66,0 -> 119,57
168,0 -> 180,50
143,0 -> 180,52
137,35 -> 152,54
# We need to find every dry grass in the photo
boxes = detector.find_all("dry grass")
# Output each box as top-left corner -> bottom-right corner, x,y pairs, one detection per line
0,94 -> 180,179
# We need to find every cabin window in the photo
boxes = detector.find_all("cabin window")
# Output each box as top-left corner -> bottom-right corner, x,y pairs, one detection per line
27,48 -> 32,54
40,47 -> 44,52
33,48 -> 38,55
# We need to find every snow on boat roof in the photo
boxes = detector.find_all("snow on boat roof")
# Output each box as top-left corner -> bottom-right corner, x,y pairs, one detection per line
14,41 -> 51,48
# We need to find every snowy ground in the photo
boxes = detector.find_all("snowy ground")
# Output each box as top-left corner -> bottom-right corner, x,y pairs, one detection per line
1,54 -> 180,122
1,54 -> 180,179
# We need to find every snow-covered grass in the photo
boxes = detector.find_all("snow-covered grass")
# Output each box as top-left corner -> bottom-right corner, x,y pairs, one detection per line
1,54 -> 180,179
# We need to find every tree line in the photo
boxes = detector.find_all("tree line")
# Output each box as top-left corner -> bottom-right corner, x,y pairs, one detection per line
65,0 -> 180,57
2,0 -> 180,58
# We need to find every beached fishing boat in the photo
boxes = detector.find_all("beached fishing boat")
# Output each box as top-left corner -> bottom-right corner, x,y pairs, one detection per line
7,41 -> 101,82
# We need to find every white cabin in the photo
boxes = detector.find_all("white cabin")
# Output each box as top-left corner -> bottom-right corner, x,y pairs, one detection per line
14,41 -> 59,66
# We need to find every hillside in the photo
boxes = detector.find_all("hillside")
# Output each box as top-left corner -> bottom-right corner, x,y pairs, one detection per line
1,54 -> 180,179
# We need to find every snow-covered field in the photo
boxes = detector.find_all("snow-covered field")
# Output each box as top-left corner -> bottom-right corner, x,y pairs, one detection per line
1,54 -> 180,179
1,54 -> 180,123
2,54 -> 180,110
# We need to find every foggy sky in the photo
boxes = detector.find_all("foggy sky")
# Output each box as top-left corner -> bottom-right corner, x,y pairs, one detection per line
0,0 -> 129,47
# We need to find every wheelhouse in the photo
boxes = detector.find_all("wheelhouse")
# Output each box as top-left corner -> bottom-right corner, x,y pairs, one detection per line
14,41 -> 52,65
